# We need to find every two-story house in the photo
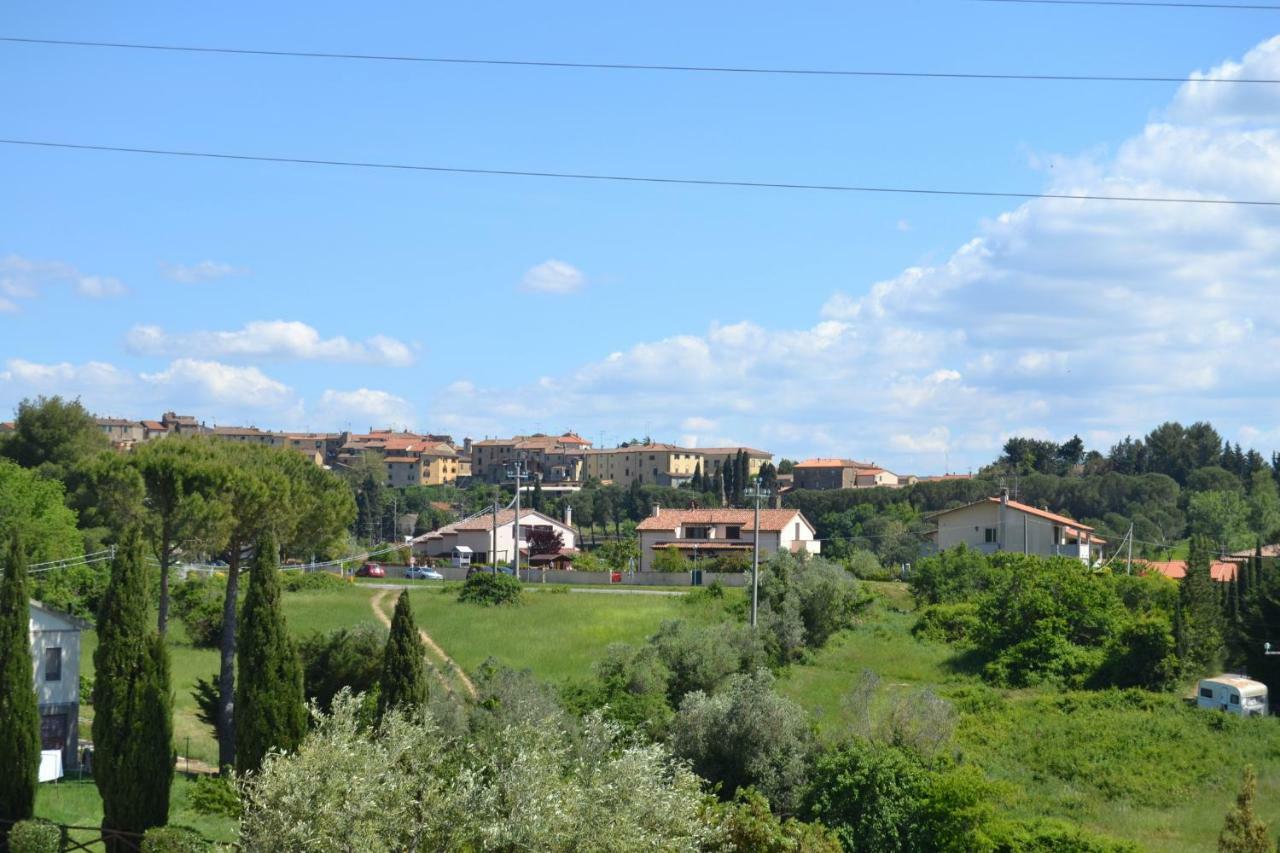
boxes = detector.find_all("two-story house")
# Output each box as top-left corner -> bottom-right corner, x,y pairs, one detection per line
29,601 -> 88,771
634,506 -> 820,571
926,491 -> 1105,564
414,507 -> 576,565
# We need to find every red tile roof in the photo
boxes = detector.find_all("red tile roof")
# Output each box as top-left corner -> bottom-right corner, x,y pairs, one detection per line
993,498 -> 1094,532
636,508 -> 811,533
141,421 -> 167,431
1143,560 -> 1238,583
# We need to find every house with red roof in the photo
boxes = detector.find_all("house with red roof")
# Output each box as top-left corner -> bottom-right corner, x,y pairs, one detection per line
926,490 -> 1106,564
634,505 -> 820,571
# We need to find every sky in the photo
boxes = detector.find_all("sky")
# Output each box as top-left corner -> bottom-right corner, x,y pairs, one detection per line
2,2 -> 1279,473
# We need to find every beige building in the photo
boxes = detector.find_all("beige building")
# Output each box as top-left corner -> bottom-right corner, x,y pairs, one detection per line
583,443 -> 704,487
698,447 -> 774,480
211,426 -> 286,447
470,432 -> 592,483
634,506 -> 820,571
96,418 -> 146,446
792,458 -> 906,490
926,492 -> 1105,564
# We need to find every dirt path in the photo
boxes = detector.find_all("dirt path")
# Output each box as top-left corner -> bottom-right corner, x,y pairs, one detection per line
370,590 -> 477,700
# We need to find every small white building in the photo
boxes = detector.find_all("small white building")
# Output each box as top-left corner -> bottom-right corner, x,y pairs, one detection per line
1197,675 -> 1267,717
413,507 -> 576,566
29,601 -> 89,770
634,506 -> 820,572
926,492 -> 1105,565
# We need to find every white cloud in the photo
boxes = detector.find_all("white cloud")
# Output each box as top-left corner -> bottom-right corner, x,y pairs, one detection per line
316,389 -> 415,430
139,359 -> 294,407
125,321 -> 415,367
431,36 -> 1280,471
160,260 -> 248,284
520,259 -> 586,294
0,255 -> 127,309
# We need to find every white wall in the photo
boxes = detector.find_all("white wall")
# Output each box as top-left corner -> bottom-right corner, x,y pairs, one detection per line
28,606 -> 80,708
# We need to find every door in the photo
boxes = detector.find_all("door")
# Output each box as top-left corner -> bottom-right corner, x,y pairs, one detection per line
40,711 -> 68,752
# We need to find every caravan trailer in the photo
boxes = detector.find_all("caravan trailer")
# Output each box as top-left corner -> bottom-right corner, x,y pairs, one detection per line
1197,676 -> 1268,717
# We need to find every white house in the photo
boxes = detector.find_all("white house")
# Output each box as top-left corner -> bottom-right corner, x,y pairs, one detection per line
413,507 -> 576,566
634,506 -> 820,572
29,601 -> 89,770
926,491 -> 1105,564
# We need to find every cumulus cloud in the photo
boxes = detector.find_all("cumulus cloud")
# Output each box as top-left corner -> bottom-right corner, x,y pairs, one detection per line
160,260 -> 248,284
431,36 -> 1280,471
520,259 -> 586,294
139,359 -> 294,407
125,321 -> 415,367
0,255 -> 127,309
316,388 -> 415,430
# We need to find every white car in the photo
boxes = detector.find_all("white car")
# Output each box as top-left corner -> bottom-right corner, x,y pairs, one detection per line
405,567 -> 444,580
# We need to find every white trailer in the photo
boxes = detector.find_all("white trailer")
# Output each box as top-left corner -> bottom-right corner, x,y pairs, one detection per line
1197,675 -> 1268,717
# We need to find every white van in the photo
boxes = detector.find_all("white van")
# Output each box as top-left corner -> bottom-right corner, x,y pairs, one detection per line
1197,676 -> 1268,717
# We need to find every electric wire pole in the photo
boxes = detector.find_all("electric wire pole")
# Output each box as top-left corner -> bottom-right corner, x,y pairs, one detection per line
507,459 -> 529,581
745,476 -> 771,628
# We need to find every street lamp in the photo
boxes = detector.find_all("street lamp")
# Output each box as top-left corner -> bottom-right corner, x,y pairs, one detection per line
744,476 -> 772,628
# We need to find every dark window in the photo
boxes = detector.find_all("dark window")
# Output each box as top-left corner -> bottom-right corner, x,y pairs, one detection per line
725,526 -> 742,540
686,526 -> 710,539
1230,694 -> 1240,705
40,713 -> 68,751
984,527 -> 998,544
1200,687 -> 1214,699
44,647 -> 62,682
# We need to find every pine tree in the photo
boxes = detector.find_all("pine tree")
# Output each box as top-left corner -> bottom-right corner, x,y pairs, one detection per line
1175,535 -> 1226,678
0,532 -> 41,850
377,590 -> 428,720
93,529 -> 173,849
235,533 -> 307,775
1219,766 -> 1271,853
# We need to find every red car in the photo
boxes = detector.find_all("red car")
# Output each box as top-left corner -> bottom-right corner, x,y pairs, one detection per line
355,562 -> 385,578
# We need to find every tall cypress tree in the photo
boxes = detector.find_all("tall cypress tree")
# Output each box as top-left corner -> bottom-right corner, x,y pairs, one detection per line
93,529 -> 173,850
723,458 -> 736,508
0,532 -> 41,851
377,590 -> 428,720
1174,535 -> 1225,678
235,532 -> 306,775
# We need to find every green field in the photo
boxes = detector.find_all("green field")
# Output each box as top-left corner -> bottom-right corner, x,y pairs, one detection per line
35,776 -> 237,846
778,581 -> 1280,852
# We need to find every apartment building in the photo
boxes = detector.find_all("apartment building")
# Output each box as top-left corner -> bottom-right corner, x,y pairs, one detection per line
583,443 -> 704,487
471,432 -> 592,483
384,442 -> 461,486
211,426 -> 286,447
698,447 -> 774,480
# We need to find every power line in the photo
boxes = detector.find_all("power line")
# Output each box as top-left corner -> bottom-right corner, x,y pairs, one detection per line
4,138 -> 1279,207
973,0 -> 1280,9
1,36 -> 1272,85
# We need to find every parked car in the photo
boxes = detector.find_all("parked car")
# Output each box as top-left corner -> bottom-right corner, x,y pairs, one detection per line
405,567 -> 444,580
355,562 -> 385,578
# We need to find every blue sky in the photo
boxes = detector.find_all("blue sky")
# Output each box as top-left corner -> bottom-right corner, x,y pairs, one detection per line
3,2 -> 1279,472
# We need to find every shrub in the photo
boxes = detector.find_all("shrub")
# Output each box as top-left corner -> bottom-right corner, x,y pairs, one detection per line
650,620 -> 767,708
279,571 -> 346,592
706,788 -> 842,852
187,774 -> 240,819
170,574 -> 228,649
705,553 -> 751,574
568,643 -> 673,739
846,548 -> 895,581
908,545 -> 998,606
140,825 -> 212,852
298,625 -> 386,714
652,546 -> 689,573
672,669 -> 813,813
458,571 -> 522,606
757,553 -> 871,663
912,603 -> 981,645
7,819 -> 60,853
988,819 -> 1138,852
804,740 -> 926,852
30,561 -> 110,620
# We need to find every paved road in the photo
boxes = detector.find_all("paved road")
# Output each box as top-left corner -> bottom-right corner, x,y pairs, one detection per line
361,581 -> 688,597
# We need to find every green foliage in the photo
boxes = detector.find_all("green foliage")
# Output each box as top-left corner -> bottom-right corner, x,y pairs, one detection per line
6,819 -> 60,853
377,590 -> 428,719
1174,536 -> 1226,679
757,553 -> 872,664
1187,490 -> 1253,552
297,625 -> 385,715
599,537 -> 640,570
238,693 -> 712,851
804,740 -> 928,852
987,819 -> 1138,852
277,570 -> 346,592
235,534 -> 307,775
93,529 -> 173,841
845,548 -> 894,580
30,560 -> 109,621
652,545 -> 689,573
170,575 -> 227,649
1,396 -> 109,484
0,459 -> 81,565
139,825 -> 212,852
650,619 -> 767,708
0,534 -> 40,834
842,671 -> 958,758
706,788 -> 842,852
912,602 -> 981,645
186,775 -> 240,820
909,545 -> 1000,607
457,571 -> 523,606
566,643 -> 673,739
672,669 -> 813,813
1218,766 -> 1271,853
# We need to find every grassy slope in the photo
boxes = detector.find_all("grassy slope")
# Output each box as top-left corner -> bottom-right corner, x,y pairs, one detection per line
778,581 -> 1280,852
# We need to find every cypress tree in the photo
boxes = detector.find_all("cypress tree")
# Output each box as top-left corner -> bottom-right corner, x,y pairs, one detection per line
377,590 -> 428,720
1174,535 -> 1225,678
0,532 -> 41,851
723,458 -> 736,508
93,529 -> 173,849
532,477 -> 544,513
1218,766 -> 1270,853
235,532 -> 306,775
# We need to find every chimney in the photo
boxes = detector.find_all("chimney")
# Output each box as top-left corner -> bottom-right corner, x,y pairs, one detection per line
652,503 -> 661,518
564,504 -> 573,527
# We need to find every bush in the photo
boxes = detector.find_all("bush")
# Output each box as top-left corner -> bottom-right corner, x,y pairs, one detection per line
908,545 -> 998,606
170,574 -> 228,648
7,820 -> 60,853
672,669 -> 813,813
912,603 -> 981,645
757,553 -> 872,664
846,548 -> 895,581
705,553 -> 751,574
650,620 -> 767,708
567,643 -> 673,739
140,825 -> 212,852
297,625 -> 386,713
187,774 -> 240,819
804,740 -> 927,852
279,571 -> 346,592
652,547 -> 689,573
457,571 -> 522,606
706,788 -> 842,852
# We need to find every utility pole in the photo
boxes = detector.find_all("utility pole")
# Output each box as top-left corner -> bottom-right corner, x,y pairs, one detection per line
1125,523 -> 1134,576
745,476 -> 771,628
491,497 -> 499,575
507,459 -> 529,581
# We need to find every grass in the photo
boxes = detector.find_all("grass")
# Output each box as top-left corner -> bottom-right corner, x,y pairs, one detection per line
35,776 -> 237,846
777,580 -> 1280,852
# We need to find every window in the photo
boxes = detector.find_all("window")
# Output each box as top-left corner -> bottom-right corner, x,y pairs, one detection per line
725,526 -> 742,540
984,527 -> 998,544
44,647 -> 62,682
1200,687 -> 1214,699
1230,694 -> 1240,705
686,526 -> 710,539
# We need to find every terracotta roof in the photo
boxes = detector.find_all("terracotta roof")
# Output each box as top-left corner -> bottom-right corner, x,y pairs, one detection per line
793,458 -> 873,469
447,508 -> 572,533
995,498 -> 1094,532
696,447 -> 773,458
141,420 -> 167,431
636,508 -> 812,533
0,421 -> 14,431
1143,560 -> 1238,583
